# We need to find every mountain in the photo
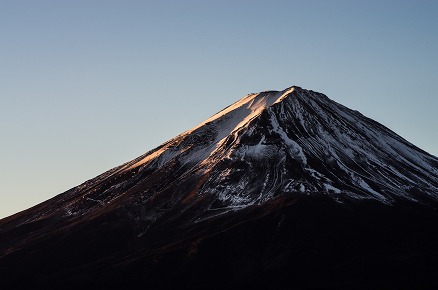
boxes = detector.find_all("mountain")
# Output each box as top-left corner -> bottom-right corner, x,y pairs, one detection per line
1,86 -> 438,289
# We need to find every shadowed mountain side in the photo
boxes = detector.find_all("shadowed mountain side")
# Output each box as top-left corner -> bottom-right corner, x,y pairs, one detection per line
1,196 -> 438,289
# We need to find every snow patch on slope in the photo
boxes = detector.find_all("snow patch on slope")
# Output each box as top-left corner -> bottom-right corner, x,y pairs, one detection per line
269,110 -> 307,164
126,89 -> 297,171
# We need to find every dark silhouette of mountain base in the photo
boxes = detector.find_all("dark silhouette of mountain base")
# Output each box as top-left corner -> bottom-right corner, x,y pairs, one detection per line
1,86 -> 438,289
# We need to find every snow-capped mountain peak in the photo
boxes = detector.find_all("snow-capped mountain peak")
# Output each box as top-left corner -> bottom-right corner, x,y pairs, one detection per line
108,86 -> 438,212
2,86 -> 438,289
4,86 -> 438,226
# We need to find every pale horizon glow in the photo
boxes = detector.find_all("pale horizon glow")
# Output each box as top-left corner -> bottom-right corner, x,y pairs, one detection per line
1,0 -> 437,219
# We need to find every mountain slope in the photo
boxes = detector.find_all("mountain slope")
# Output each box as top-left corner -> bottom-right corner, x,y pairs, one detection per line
1,86 -> 438,289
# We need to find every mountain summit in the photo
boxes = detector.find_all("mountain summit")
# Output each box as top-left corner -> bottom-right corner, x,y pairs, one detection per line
1,86 -> 438,289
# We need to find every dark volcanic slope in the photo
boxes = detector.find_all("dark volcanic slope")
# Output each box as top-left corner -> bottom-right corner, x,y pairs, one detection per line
1,86 -> 438,289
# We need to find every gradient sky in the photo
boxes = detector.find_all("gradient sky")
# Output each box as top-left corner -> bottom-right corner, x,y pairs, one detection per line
1,0 -> 437,219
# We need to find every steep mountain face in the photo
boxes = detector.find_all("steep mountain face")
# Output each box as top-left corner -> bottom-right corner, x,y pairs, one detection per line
1,86 -> 438,289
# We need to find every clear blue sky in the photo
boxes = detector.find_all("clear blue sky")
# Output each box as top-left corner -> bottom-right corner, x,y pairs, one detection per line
1,0 -> 437,219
